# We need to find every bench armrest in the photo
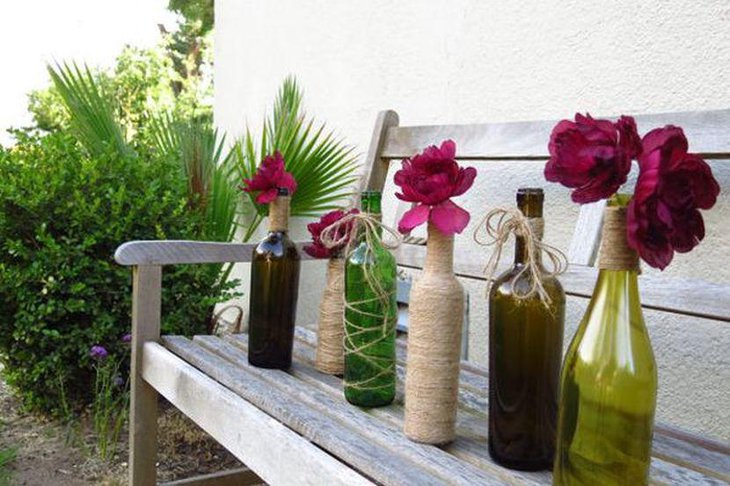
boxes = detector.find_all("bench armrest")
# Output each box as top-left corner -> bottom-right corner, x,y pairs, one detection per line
115,240 -> 316,266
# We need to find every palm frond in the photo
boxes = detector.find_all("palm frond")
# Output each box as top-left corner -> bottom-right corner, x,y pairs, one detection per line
238,76 -> 359,231
148,113 -> 240,242
48,62 -> 132,158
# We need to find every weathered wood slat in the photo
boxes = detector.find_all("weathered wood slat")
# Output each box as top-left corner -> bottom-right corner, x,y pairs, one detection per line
567,200 -> 607,266
130,265 -> 162,486
380,109 -> 730,160
192,335 -> 518,486
162,336 -> 466,486
160,467 -> 261,486
361,110 -> 400,194
396,244 -> 730,323
286,327 -> 730,484
226,330 -> 729,485
114,240 -> 316,266
142,342 -> 372,486
221,334 -> 550,485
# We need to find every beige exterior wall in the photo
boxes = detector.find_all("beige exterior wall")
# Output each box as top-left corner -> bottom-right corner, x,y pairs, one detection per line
214,0 -> 730,440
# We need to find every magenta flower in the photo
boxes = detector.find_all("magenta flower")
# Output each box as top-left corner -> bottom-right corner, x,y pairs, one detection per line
627,126 -> 720,269
394,140 -> 476,235
545,114 -> 641,203
304,209 -> 359,258
242,151 -> 297,204
90,345 -> 108,360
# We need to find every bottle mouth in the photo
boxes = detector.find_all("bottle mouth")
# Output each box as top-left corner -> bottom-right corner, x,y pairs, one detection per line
277,187 -> 290,196
517,187 -> 544,197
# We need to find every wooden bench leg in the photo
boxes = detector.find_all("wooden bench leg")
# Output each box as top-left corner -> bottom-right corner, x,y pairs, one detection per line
130,265 -> 162,486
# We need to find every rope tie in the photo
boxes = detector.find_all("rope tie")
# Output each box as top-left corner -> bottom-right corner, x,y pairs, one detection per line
598,206 -> 640,272
474,208 -> 568,305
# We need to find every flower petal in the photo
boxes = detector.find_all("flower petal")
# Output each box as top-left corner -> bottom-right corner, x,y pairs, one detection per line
256,188 -> 278,204
398,204 -> 430,234
430,200 -> 471,235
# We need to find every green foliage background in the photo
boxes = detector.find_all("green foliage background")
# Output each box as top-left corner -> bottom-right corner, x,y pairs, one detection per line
0,132 -> 237,412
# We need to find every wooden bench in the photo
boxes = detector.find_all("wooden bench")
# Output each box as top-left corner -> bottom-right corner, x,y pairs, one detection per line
115,109 -> 730,485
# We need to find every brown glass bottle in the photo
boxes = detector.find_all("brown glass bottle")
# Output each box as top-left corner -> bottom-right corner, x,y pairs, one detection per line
248,188 -> 301,369
488,188 -> 565,471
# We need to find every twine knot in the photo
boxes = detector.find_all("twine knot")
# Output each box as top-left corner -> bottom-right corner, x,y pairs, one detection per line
474,208 -> 567,305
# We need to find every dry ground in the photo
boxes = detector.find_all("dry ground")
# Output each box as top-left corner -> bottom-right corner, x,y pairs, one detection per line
0,377 -> 245,485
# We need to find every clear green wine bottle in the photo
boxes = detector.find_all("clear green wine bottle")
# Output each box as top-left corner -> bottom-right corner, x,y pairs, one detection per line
248,187 -> 301,369
489,188 -> 565,471
344,190 -> 397,407
553,198 -> 657,485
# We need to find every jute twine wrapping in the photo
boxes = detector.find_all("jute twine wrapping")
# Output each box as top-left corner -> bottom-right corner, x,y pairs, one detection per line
598,206 -> 640,272
268,196 -> 290,232
315,257 -> 346,375
320,213 -> 402,392
404,222 -> 464,444
474,208 -> 568,306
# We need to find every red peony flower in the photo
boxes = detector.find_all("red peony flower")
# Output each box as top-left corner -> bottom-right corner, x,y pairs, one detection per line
627,126 -> 720,269
545,114 -> 641,203
304,209 -> 359,258
394,140 -> 477,235
242,151 -> 297,204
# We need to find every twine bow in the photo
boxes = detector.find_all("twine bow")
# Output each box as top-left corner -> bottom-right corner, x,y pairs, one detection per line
474,208 -> 568,305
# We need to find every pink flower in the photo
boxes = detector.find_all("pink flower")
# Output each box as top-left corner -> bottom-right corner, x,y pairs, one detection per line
394,140 -> 476,235
627,126 -> 720,269
304,209 -> 359,258
242,151 -> 297,204
545,114 -> 641,203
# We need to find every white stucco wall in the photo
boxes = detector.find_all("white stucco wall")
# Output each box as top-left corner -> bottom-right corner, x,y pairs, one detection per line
214,0 -> 730,440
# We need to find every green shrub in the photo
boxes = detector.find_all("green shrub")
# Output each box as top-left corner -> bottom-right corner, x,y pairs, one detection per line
0,132 -> 237,413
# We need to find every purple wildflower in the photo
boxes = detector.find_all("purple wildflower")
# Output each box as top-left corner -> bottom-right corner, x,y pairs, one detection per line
113,376 -> 125,387
90,345 -> 108,360
121,333 -> 132,343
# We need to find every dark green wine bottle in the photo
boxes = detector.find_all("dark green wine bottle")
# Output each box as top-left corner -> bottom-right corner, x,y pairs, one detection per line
248,187 -> 301,369
344,191 -> 397,407
489,188 -> 565,471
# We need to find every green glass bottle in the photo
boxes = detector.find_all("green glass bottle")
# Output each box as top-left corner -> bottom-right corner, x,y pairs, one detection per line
489,188 -> 565,471
248,187 -> 301,369
553,198 -> 657,485
344,190 -> 397,407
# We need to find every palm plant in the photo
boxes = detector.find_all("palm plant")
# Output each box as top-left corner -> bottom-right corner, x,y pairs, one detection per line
237,76 -> 359,241
48,62 -> 132,158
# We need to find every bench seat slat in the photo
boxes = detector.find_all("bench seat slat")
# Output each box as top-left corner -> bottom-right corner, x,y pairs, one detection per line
161,336 -> 483,486
192,335 -> 518,486
159,331 -> 729,485
141,342 -> 372,486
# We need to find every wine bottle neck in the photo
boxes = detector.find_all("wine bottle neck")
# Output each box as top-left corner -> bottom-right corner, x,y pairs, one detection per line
514,218 -> 543,266
268,196 -> 290,233
598,206 -> 639,271
424,222 -> 454,274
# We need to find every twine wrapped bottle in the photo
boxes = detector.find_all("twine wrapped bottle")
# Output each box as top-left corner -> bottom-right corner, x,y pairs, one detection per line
344,191 -> 397,407
553,199 -> 657,485
404,222 -> 464,444
489,188 -> 565,470
315,256 -> 346,374
248,187 -> 301,369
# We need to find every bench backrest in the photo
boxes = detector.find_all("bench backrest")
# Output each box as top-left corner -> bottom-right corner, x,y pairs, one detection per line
360,109 -> 730,322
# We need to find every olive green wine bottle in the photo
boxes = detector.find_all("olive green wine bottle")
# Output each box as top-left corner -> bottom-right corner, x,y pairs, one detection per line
248,187 -> 301,369
553,198 -> 657,485
489,188 -> 565,471
344,191 -> 397,407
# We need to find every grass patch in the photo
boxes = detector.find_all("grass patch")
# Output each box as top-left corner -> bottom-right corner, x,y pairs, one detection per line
0,446 -> 18,485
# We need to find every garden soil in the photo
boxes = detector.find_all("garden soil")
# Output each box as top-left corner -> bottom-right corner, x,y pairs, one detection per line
0,376 -> 246,485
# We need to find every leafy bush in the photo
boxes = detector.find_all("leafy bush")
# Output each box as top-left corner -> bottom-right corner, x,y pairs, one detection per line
0,132 -> 237,413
